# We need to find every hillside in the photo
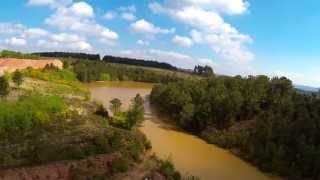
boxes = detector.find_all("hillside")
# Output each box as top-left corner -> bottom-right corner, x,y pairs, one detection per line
0,58 -> 63,75
295,84 -> 319,92
0,61 -> 183,180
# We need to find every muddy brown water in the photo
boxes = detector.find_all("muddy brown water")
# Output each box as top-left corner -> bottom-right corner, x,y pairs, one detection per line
88,81 -> 281,180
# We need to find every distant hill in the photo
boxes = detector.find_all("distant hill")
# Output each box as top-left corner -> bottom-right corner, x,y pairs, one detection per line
102,55 -> 178,71
33,52 -> 100,61
295,85 -> 319,92
33,52 -> 178,71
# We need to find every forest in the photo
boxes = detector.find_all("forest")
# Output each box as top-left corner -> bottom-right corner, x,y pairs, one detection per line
34,52 -> 101,61
150,75 -> 320,179
102,55 -> 178,71
68,59 -> 183,83
0,50 -> 40,59
33,51 -> 178,71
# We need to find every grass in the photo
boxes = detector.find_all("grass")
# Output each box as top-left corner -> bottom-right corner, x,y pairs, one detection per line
0,96 -> 68,139
16,67 -> 89,99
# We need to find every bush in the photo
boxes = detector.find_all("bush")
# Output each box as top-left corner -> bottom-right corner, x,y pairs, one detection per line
159,159 -> 181,180
0,76 -> 9,97
0,96 -> 67,138
12,70 -> 24,87
1,50 -> 39,59
110,157 -> 129,174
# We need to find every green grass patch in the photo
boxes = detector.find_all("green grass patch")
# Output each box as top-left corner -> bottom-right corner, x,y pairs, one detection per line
0,96 -> 68,138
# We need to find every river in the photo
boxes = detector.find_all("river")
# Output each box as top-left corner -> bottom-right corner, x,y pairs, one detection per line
88,81 -> 280,180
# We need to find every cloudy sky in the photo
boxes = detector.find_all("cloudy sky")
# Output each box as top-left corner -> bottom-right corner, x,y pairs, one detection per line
1,0 -> 320,86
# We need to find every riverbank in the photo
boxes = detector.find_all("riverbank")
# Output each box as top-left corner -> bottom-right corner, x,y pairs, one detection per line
0,69 -> 182,179
89,81 -> 279,180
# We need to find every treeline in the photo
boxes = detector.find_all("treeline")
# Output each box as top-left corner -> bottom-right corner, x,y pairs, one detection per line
150,75 -> 320,179
34,52 -> 100,61
35,51 -> 178,71
70,59 -> 183,83
103,55 -> 178,71
0,50 -> 40,59
193,65 -> 214,76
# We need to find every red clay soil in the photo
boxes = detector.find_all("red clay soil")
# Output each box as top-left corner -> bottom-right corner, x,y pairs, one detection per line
0,58 -> 63,75
0,154 -> 118,180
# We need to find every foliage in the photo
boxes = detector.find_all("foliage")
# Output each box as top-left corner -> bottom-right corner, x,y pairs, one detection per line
110,157 -> 129,174
0,75 -> 10,97
0,96 -> 67,138
103,55 -> 178,71
111,94 -> 145,130
71,59 -> 183,83
193,65 -> 214,77
21,67 -> 86,96
0,50 -> 40,59
158,158 -> 181,180
151,75 -> 320,179
12,70 -> 24,87
34,52 -> 100,61
0,98 -> 150,168
110,98 -> 122,114
95,104 -> 109,118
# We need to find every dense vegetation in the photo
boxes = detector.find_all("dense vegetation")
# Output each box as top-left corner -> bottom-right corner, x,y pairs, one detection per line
103,55 -> 178,71
0,96 -> 67,139
151,75 -> 320,179
0,50 -> 40,59
193,65 -> 214,77
110,94 -> 145,130
70,59 -> 183,83
34,52 -> 100,61
0,57 -> 184,179
0,75 -> 9,97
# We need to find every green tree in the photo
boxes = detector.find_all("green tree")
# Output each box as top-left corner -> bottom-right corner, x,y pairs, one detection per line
110,98 -> 122,115
0,76 -> 9,97
12,70 -> 23,87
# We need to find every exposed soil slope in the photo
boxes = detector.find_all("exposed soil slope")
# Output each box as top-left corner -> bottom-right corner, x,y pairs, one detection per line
0,58 -> 63,75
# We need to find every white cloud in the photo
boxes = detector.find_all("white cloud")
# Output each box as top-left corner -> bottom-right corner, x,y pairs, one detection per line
45,1 -> 118,43
37,39 -> 92,51
50,33 -> 82,43
103,12 -> 117,20
0,23 -> 25,35
27,0 -> 72,8
163,0 -> 249,15
119,5 -> 136,13
149,0 -> 254,63
130,19 -> 175,34
172,35 -> 193,47
190,29 -> 203,43
117,48 -> 214,69
121,12 -> 136,21
70,1 -> 94,18
4,37 -> 27,46
36,32 -> 92,51
28,0 -> 54,6
137,39 -> 149,46
23,28 -> 48,38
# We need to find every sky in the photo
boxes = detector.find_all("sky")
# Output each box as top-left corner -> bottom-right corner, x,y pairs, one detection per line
0,0 -> 320,86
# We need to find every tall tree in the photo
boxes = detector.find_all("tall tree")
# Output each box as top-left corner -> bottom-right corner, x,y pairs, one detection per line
12,70 -> 23,87
110,98 -> 122,115
0,76 -> 9,97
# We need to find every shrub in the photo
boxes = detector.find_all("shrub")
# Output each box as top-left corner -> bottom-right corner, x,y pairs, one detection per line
12,70 -> 24,87
110,157 -> 129,174
0,76 -> 9,97
0,96 -> 67,138
159,159 -> 181,180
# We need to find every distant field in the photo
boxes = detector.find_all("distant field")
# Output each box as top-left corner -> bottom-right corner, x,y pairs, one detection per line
0,58 -> 63,75
108,63 -> 201,79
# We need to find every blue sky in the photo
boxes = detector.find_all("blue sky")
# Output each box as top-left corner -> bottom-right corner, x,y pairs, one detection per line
0,0 -> 320,86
